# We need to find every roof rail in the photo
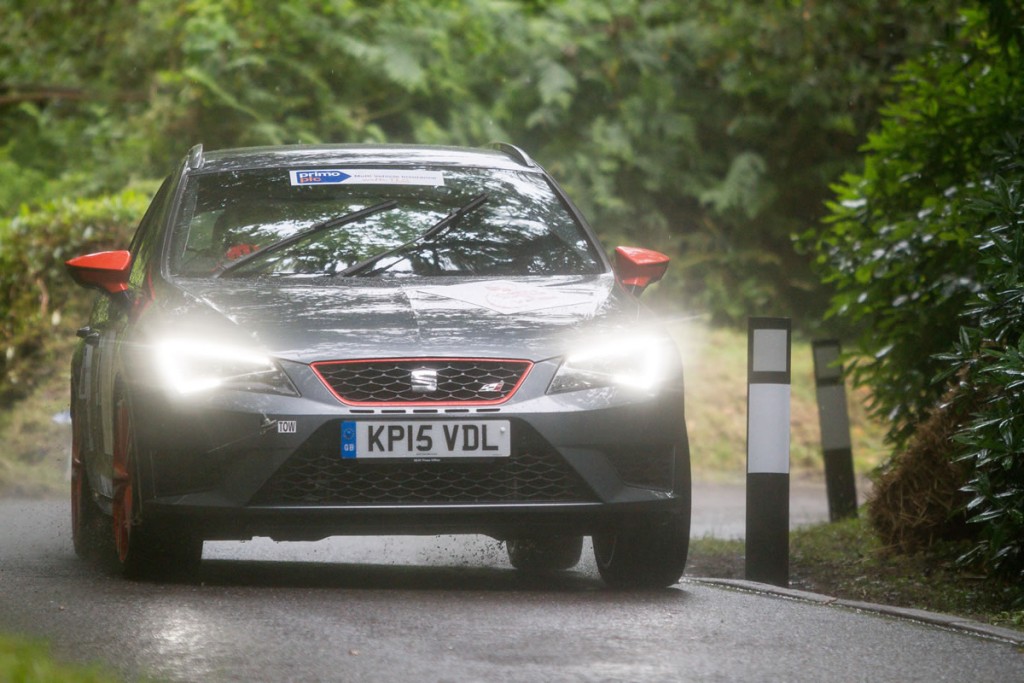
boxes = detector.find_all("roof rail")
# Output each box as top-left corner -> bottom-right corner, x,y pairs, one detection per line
187,143 -> 205,170
489,142 -> 537,168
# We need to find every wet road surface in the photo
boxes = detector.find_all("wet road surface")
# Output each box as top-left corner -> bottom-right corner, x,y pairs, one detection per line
2,498 -> 1022,682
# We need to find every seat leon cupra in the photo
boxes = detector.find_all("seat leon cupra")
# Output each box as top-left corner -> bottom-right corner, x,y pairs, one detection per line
66,143 -> 691,586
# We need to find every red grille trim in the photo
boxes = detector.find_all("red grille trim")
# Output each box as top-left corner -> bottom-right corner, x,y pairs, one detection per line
311,357 -> 534,406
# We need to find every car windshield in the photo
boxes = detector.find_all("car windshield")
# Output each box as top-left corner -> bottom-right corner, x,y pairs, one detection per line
167,166 -> 604,278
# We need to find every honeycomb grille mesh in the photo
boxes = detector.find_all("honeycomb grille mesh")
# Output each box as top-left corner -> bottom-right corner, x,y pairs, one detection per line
250,422 -> 594,505
312,359 -> 531,405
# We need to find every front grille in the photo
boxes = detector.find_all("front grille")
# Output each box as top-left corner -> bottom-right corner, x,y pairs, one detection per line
605,447 -> 676,491
312,358 -> 532,406
250,422 -> 595,505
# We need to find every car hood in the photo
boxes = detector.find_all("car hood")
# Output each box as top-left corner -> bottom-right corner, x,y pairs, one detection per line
160,275 -> 662,363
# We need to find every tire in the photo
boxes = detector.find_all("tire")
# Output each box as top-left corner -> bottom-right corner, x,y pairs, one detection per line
507,535 -> 584,573
593,512 -> 690,589
112,392 -> 202,580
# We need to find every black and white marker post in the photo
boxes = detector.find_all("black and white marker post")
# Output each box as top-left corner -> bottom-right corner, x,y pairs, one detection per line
812,340 -> 858,521
745,317 -> 791,587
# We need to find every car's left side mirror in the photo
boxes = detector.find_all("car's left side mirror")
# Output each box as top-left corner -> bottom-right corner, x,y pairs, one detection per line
614,246 -> 670,296
65,250 -> 132,296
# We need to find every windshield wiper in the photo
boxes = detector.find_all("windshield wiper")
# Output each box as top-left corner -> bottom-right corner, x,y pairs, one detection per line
214,200 -> 398,278
337,192 -> 488,277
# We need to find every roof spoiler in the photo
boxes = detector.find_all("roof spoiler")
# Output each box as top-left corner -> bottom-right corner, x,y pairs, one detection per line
489,142 -> 537,168
187,143 -> 205,170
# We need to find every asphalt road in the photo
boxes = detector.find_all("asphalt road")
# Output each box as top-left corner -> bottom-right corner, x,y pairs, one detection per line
2,497 -> 1022,682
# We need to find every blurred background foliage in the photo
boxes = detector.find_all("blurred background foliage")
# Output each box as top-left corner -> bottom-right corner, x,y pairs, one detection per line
2,0 -> 1022,579
0,0 -> 959,396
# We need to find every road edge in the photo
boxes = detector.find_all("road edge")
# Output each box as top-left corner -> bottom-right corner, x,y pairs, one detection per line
685,577 -> 1024,646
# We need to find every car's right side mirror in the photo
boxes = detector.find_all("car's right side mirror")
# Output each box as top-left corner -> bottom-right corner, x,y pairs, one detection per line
614,246 -> 670,296
65,250 -> 132,296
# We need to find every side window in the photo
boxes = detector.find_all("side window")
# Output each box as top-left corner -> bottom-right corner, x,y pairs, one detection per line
128,176 -> 174,288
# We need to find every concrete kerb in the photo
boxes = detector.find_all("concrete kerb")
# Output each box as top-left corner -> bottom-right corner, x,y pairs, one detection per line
685,577 -> 1024,646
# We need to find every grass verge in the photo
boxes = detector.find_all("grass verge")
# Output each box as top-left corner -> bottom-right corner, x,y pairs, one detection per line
0,635 -> 120,683
0,329 -> 78,497
686,515 -> 1024,632
0,349 -> 73,497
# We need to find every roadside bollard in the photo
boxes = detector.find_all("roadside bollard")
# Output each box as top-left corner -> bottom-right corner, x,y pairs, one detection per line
812,340 -> 858,521
745,317 -> 791,587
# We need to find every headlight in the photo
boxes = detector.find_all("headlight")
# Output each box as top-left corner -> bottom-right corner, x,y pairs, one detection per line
547,335 -> 678,394
154,338 -> 298,396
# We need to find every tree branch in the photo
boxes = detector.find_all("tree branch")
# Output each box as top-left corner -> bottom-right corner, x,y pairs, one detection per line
0,86 -> 144,106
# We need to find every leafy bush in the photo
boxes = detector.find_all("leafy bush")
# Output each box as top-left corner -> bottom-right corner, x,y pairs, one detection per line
0,189 -> 154,405
811,4 -> 1024,581
938,163 -> 1024,581
807,8 -> 1023,447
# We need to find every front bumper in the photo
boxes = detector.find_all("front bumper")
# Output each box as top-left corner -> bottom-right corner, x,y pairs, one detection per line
130,360 -> 689,542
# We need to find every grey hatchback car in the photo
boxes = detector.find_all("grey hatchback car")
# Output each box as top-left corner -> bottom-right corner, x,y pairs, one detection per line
66,143 -> 691,586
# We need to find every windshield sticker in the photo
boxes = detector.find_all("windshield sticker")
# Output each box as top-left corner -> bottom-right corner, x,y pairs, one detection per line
416,281 -> 595,314
289,169 -> 445,187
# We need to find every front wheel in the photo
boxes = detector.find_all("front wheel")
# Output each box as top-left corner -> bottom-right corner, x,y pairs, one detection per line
593,512 -> 690,589
112,393 -> 202,580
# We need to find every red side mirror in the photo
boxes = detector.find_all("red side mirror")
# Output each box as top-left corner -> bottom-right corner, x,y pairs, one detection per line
65,250 -> 132,295
614,246 -> 670,295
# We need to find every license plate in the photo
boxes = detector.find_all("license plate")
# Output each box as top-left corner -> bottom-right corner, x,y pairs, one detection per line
340,420 -> 511,459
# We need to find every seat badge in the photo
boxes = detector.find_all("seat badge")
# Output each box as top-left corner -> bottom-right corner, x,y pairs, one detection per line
410,368 -> 438,393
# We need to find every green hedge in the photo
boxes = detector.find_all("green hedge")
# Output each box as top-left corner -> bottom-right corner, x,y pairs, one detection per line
810,6 -> 1024,581
807,8 -> 1023,448
0,188 -> 153,405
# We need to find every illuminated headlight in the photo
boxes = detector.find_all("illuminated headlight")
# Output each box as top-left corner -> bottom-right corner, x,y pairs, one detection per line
154,339 -> 298,396
548,335 -> 678,394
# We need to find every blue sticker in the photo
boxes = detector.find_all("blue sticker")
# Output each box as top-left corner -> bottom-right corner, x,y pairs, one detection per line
341,421 -> 357,459
290,169 -> 445,187
290,170 -> 352,186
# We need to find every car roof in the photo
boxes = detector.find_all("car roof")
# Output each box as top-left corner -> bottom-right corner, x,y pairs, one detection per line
194,144 -> 540,174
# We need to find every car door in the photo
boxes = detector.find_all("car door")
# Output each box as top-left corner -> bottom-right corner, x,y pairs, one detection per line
84,177 -> 175,498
